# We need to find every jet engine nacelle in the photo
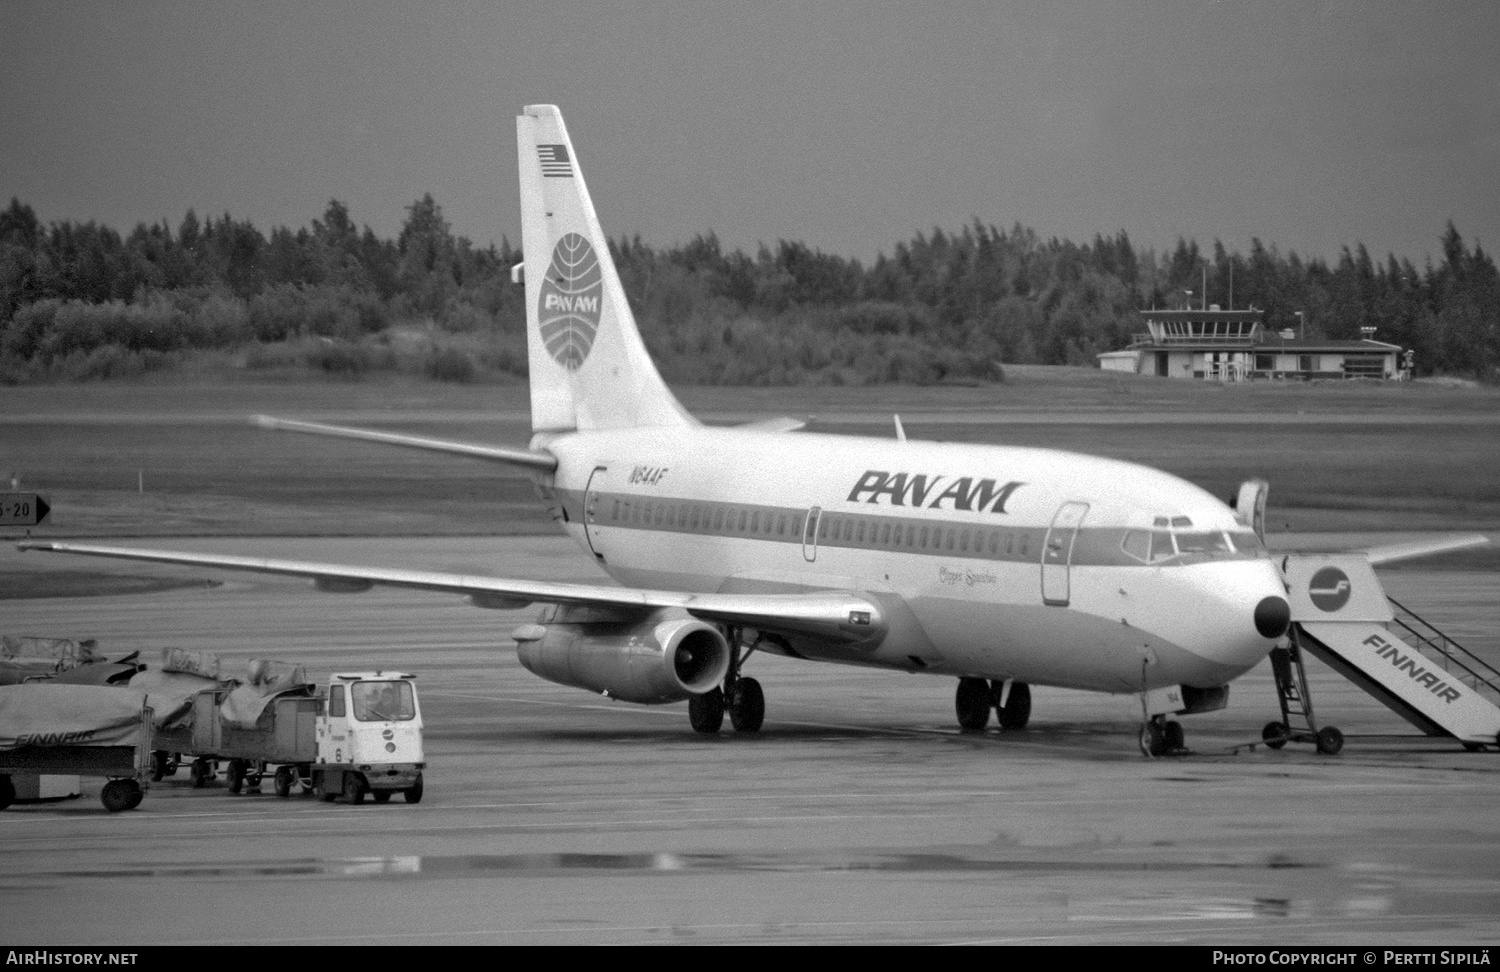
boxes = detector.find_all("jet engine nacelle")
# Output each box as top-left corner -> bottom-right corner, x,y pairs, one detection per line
512,610 -> 731,705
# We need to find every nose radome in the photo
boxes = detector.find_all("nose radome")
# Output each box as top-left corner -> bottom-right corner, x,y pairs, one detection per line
1254,595 -> 1291,639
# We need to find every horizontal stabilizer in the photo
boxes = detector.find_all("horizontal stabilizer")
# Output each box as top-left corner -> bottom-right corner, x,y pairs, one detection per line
253,416 -> 557,471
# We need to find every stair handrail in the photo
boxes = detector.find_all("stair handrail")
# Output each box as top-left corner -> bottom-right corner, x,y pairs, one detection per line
1387,596 -> 1500,696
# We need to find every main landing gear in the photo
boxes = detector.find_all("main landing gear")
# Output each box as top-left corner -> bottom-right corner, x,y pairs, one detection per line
688,627 -> 765,735
954,677 -> 1032,732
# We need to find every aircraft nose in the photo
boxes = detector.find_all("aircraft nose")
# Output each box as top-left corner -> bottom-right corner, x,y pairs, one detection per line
1254,595 -> 1291,639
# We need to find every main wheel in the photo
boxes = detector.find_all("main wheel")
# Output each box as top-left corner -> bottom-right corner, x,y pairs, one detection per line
1262,721 -> 1289,750
274,765 -> 296,798
101,779 -> 134,812
729,677 -> 765,733
994,681 -> 1032,730
688,687 -> 725,734
150,750 -> 169,782
372,790 -> 392,803
343,772 -> 365,805
955,677 -> 992,731
404,772 -> 423,804
190,758 -> 213,788
225,759 -> 245,795
0,775 -> 14,811
1315,725 -> 1344,756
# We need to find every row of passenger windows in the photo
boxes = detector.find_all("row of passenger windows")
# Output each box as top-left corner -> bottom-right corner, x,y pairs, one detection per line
601,496 -> 1265,566
603,498 -> 1033,557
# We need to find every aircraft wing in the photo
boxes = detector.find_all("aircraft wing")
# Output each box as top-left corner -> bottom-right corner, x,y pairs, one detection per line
17,541 -> 883,645
252,416 -> 558,471
1360,533 -> 1489,566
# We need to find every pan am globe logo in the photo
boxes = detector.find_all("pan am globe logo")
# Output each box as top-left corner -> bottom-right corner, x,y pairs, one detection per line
537,233 -> 603,370
1308,566 -> 1352,612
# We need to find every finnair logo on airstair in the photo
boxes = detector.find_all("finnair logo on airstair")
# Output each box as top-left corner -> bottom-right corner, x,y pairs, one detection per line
1363,632 -> 1463,704
1308,566 -> 1352,612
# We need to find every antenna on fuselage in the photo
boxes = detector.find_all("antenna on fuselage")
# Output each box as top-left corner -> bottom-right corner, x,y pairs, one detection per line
893,414 -> 906,442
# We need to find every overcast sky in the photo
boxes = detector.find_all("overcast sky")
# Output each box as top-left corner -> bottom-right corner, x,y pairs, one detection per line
3,0 -> 1497,268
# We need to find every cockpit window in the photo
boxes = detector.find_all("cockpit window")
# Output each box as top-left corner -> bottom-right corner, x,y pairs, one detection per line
1174,531 -> 1233,555
1228,530 -> 1266,555
1122,522 -> 1262,564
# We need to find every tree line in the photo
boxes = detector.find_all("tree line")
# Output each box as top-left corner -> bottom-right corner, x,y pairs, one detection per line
1,194 -> 1495,384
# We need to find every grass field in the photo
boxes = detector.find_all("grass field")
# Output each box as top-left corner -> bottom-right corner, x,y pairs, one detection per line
2,369 -> 1498,557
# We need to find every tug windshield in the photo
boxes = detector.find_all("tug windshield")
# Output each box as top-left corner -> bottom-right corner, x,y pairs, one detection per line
351,680 -> 416,722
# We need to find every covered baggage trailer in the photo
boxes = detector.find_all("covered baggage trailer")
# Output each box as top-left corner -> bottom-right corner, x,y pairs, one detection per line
149,686 -> 226,786
0,684 -> 153,812
129,648 -> 238,786
219,691 -> 319,796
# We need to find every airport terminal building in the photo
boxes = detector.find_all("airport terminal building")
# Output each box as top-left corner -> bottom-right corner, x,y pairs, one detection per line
1098,308 -> 1407,381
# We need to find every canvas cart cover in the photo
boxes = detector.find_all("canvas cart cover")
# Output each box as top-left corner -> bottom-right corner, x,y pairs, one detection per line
219,659 -> 310,730
43,657 -> 142,687
160,647 -> 221,681
0,684 -> 149,750
127,668 -> 221,729
0,636 -> 103,685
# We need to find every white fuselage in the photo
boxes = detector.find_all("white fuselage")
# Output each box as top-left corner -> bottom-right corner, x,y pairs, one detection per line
531,425 -> 1287,694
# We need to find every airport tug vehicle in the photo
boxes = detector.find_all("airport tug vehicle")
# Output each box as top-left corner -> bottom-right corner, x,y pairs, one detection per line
204,670 -> 425,804
307,671 -> 425,804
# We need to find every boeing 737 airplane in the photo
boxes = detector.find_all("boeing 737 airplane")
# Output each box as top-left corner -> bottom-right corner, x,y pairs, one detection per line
21,106 -> 1483,756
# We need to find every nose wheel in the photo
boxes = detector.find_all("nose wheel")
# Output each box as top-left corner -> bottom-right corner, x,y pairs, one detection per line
1139,716 -> 1185,758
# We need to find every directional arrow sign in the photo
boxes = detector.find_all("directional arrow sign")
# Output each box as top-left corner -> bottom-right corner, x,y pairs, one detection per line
0,493 -> 50,526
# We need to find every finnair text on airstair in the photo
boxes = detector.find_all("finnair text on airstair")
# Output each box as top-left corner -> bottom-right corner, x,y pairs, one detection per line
1363,632 -> 1463,703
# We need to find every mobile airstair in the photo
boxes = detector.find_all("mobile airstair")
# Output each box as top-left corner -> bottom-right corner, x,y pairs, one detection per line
1265,554 -> 1500,752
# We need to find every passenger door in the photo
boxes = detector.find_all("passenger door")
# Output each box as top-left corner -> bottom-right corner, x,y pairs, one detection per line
801,506 -> 821,562
583,466 -> 609,561
1041,501 -> 1089,607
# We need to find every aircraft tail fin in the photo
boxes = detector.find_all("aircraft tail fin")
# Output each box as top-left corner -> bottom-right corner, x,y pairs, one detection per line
517,105 -> 696,433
